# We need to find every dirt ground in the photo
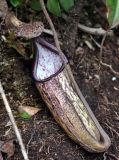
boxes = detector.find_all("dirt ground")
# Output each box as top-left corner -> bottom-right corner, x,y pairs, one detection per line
0,0 -> 119,159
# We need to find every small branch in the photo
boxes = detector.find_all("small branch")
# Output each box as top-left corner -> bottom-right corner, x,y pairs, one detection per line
97,32 -> 108,87
99,32 -> 108,66
43,29 -> 53,36
90,36 -> 101,48
0,81 -> 29,160
78,23 -> 113,36
84,40 -> 95,51
104,122 -> 119,137
39,0 -> 66,64
98,30 -> 119,78
103,152 -> 119,160
26,117 -> 36,154
103,152 -> 107,160
107,153 -> 119,160
101,61 -> 119,77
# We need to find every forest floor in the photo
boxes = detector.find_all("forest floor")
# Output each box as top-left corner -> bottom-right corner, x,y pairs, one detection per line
0,0 -> 119,159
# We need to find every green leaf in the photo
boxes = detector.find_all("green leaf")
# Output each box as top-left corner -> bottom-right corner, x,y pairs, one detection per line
29,0 -> 42,11
59,0 -> 74,12
106,0 -> 119,28
47,0 -> 61,17
9,0 -> 21,7
20,112 -> 31,120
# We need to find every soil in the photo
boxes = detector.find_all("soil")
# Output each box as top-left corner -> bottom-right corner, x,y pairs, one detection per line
0,0 -> 119,160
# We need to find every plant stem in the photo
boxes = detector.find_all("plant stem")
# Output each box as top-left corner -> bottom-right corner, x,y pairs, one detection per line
0,81 -> 29,160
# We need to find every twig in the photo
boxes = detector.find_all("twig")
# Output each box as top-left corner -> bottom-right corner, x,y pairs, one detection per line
103,152 -> 107,160
97,31 -> 108,87
78,23 -> 113,36
26,117 -> 36,154
84,40 -> 95,51
0,81 -> 29,160
98,30 -> 119,77
39,0 -> 66,64
43,29 -> 53,36
90,35 -> 101,48
99,32 -> 108,66
104,122 -> 119,137
101,61 -> 119,77
103,152 -> 119,160
107,153 -> 119,160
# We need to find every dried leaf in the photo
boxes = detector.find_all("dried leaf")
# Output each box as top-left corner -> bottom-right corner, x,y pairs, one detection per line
11,41 -> 29,59
0,140 -> 15,158
5,120 -> 12,127
18,105 -> 41,118
7,33 -> 30,59
4,127 -> 12,137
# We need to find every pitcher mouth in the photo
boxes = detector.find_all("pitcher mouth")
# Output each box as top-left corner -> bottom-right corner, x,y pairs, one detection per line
33,37 -> 68,82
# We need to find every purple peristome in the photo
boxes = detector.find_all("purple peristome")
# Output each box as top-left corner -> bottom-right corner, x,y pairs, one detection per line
33,37 -> 67,82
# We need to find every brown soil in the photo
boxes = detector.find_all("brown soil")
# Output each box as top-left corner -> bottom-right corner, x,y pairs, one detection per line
0,0 -> 119,159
